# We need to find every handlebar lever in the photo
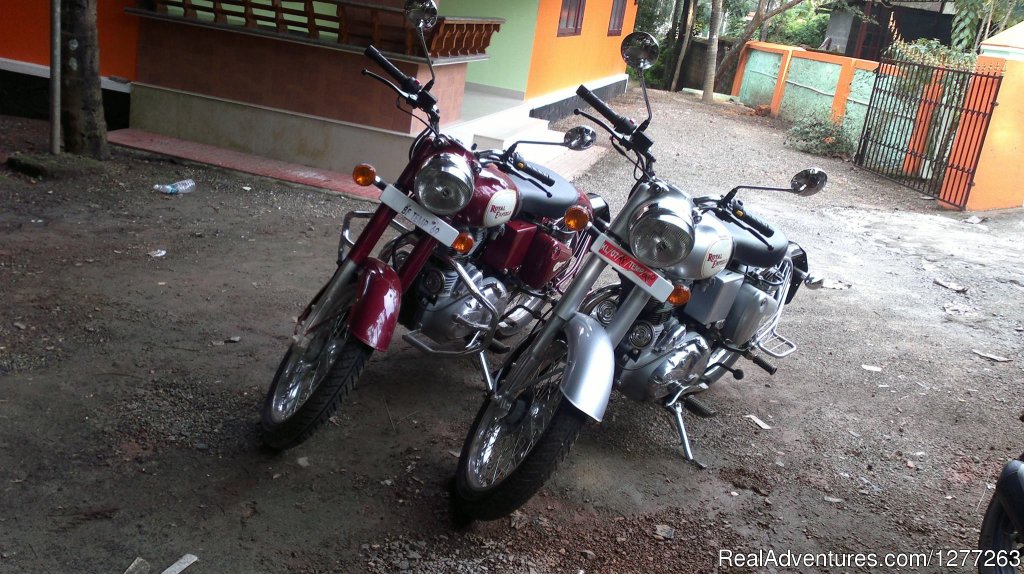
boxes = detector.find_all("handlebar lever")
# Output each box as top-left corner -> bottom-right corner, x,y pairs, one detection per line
361,70 -> 418,106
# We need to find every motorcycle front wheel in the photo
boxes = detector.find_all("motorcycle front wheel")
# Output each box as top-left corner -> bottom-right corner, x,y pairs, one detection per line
260,282 -> 372,451
453,338 -> 587,521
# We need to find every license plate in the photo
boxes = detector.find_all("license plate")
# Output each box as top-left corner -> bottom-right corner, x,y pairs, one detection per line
591,234 -> 674,302
379,185 -> 459,247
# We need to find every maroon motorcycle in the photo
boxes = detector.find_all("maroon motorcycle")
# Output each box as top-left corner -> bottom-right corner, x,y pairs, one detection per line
259,0 -> 606,451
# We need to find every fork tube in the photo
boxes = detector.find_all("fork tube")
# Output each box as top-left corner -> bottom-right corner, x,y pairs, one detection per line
604,287 -> 651,345
348,204 -> 397,264
398,236 -> 438,291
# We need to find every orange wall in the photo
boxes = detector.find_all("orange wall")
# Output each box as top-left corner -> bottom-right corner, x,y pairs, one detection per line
965,58 -> 1024,211
0,0 -> 140,80
526,0 -> 638,99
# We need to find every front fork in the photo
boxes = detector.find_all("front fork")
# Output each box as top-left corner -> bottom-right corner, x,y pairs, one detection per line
293,201 -> 435,353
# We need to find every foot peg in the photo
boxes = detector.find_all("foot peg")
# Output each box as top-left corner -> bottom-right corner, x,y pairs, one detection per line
683,395 -> 717,418
744,352 -> 777,375
488,339 -> 510,354
666,401 -> 707,470
803,272 -> 824,289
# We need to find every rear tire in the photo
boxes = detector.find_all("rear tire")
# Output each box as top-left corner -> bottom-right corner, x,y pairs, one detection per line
453,339 -> 587,521
978,457 -> 1024,574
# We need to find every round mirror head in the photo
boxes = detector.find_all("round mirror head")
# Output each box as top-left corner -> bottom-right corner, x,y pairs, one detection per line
404,0 -> 438,29
791,168 -> 828,197
564,126 -> 598,151
620,32 -> 660,71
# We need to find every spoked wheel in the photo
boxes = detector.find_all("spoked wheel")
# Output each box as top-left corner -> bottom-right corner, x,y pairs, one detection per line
453,338 -> 587,521
261,286 -> 372,451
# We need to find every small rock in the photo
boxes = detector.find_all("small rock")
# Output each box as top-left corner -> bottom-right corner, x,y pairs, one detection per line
13,322 -> 26,330
297,457 -> 311,468
581,550 -> 596,560
195,443 -> 209,451
147,249 -> 167,258
226,336 -> 242,344
824,496 -> 844,503
861,364 -> 882,372
654,524 -> 675,539
407,551 -> 421,560
933,278 -> 968,293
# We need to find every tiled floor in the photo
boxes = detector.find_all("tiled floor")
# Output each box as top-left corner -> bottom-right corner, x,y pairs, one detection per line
108,129 -> 379,201
108,127 -> 606,201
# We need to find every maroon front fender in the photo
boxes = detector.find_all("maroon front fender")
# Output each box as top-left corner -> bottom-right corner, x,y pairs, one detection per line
348,258 -> 402,352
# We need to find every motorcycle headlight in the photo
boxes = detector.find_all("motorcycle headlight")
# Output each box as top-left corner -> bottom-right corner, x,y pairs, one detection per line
414,153 -> 474,215
628,196 -> 695,268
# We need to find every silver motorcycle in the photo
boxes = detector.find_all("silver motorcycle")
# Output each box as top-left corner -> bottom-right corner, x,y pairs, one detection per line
451,32 -> 827,521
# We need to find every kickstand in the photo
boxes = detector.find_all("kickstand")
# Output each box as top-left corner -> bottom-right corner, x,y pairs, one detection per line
666,401 -> 707,470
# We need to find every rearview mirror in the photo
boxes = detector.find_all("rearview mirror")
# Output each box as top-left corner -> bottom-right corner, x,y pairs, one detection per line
564,126 -> 598,151
404,0 -> 438,29
620,32 -> 659,71
791,168 -> 827,197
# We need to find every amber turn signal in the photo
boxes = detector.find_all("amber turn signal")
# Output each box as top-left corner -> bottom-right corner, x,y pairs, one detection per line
352,164 -> 377,187
452,232 -> 475,254
667,284 -> 691,306
563,205 -> 591,232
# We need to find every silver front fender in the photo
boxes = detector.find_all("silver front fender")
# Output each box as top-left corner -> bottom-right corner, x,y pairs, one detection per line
560,312 -> 615,422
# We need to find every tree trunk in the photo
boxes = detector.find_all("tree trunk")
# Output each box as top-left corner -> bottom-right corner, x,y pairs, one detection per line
662,0 -> 686,89
715,0 -> 806,92
703,0 -> 723,102
669,0 -> 696,91
61,0 -> 109,160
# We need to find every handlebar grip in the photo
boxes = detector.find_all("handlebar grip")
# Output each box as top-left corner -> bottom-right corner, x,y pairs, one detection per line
733,206 -> 775,237
365,45 -> 411,87
576,85 -> 634,135
513,158 -> 556,187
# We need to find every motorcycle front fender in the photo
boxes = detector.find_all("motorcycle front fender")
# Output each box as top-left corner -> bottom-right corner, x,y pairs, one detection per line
995,458 -> 1024,533
348,258 -> 402,352
560,313 -> 615,422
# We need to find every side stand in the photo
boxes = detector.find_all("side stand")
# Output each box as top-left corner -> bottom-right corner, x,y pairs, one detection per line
666,401 -> 707,470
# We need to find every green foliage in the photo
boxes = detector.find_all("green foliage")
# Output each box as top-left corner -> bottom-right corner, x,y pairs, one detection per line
765,2 -> 828,47
786,115 -> 857,159
888,39 -> 977,71
634,0 -> 674,35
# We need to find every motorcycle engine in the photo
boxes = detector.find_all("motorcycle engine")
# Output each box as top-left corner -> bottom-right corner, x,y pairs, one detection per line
415,261 -> 509,342
616,315 -> 713,402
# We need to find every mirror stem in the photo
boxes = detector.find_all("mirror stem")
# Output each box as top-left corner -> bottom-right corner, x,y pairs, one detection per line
638,74 -> 653,132
417,29 -> 436,91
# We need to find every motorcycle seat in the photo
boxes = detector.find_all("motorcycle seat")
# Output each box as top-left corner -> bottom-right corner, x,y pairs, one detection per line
721,217 -> 788,269
506,161 -> 579,219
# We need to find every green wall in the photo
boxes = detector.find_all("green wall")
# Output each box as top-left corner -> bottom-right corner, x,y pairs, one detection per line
738,50 -> 781,108
842,67 -> 875,138
440,0 -> 539,96
779,58 -> 840,122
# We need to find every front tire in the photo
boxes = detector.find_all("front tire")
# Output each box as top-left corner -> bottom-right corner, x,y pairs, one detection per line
260,284 -> 372,451
453,339 -> 587,521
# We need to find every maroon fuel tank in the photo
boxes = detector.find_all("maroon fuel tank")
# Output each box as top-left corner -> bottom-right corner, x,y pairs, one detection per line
450,165 -> 520,229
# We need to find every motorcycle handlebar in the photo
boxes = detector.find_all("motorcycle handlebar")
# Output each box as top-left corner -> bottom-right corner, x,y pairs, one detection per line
731,203 -> 775,237
576,85 -> 635,135
513,157 -> 556,187
364,46 -> 418,95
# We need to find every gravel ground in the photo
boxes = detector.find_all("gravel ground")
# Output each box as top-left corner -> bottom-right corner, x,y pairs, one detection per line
0,88 -> 1022,574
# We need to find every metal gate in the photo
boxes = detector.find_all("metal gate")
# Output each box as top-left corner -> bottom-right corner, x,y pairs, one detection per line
855,54 -> 1004,209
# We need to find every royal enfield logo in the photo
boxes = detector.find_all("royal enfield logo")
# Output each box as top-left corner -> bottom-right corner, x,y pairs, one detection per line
489,203 -> 512,218
706,252 -> 726,269
598,241 -> 658,286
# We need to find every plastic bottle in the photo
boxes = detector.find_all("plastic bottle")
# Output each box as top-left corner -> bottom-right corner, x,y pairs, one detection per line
153,179 -> 196,195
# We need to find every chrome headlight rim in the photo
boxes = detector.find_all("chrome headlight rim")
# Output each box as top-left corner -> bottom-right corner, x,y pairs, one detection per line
627,196 -> 695,269
413,153 -> 474,215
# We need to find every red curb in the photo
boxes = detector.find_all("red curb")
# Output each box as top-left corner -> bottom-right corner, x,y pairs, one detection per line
108,129 -> 379,202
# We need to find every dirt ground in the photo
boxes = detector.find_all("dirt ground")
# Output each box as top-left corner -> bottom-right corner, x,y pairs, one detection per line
0,88 -> 1021,574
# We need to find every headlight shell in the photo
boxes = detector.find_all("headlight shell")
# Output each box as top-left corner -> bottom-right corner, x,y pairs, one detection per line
628,194 -> 696,269
414,153 -> 474,215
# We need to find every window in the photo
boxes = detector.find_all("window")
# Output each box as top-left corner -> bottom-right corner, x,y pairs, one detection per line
558,0 -> 586,37
608,0 -> 626,36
